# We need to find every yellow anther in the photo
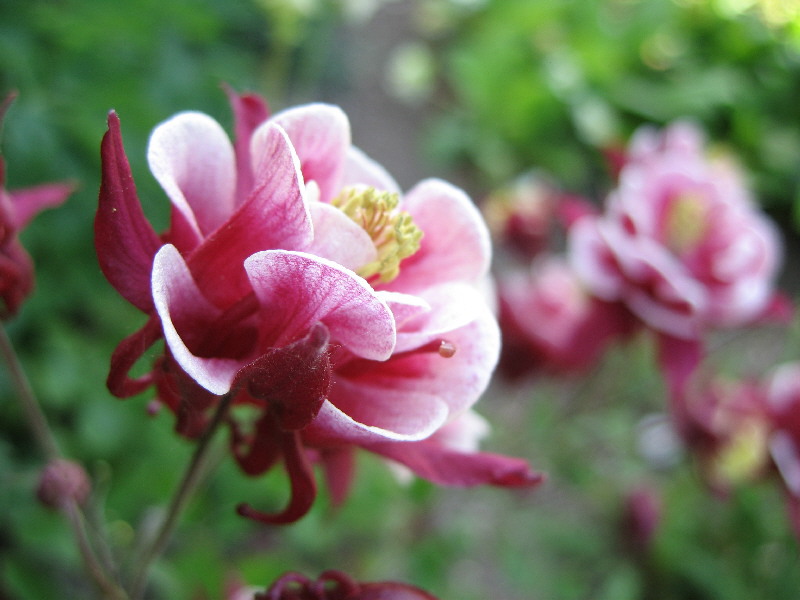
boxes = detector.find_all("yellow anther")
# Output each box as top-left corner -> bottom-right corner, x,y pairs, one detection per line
332,186 -> 423,283
665,192 -> 708,254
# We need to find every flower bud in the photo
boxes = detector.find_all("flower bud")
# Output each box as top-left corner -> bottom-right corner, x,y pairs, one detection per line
36,458 -> 91,510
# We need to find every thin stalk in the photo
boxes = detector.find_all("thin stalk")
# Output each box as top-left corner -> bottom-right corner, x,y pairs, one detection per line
130,392 -> 233,600
0,324 -> 59,459
65,501 -> 130,600
0,324 -> 128,598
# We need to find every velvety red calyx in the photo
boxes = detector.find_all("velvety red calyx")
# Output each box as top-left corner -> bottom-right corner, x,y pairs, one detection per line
234,322 -> 332,431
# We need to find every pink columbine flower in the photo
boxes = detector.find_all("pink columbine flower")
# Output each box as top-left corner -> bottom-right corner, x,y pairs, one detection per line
497,255 -> 636,377
569,121 -> 783,341
96,89 -> 541,523
670,373 -> 771,491
0,93 -> 73,318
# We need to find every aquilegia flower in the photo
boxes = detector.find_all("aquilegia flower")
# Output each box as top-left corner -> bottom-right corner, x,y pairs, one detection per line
96,88 -> 541,523
0,93 -> 73,318
569,121 -> 783,341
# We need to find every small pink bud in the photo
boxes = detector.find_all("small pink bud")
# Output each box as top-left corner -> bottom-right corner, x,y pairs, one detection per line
36,458 -> 91,510
620,487 -> 661,553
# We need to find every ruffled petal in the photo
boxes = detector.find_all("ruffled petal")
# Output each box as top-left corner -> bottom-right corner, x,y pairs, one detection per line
148,111 -> 236,240
334,299 -> 499,417
342,145 -> 401,193
306,202 -> 377,271
303,392 -> 449,444
187,124 -> 312,308
390,283 -> 489,353
388,179 -> 491,293
96,111 -> 163,312
244,250 -> 395,360
152,244 -> 241,395
260,103 -> 350,202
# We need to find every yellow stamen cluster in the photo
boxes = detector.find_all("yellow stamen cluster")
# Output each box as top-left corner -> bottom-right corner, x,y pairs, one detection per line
332,186 -> 423,284
665,192 -> 708,254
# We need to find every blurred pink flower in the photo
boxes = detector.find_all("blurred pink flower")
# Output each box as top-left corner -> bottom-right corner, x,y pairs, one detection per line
569,121 -> 783,340
0,94 -> 73,318
765,362 -> 800,536
96,89 -> 541,523
671,373 -> 771,491
498,255 -> 636,377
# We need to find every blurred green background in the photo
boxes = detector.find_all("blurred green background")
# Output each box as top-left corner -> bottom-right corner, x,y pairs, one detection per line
2,0 -> 800,598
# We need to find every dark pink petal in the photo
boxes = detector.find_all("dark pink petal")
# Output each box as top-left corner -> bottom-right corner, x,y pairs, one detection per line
366,439 -> 544,488
244,250 -> 395,360
261,104 -> 350,202
188,124 -> 312,308
148,111 -> 237,238
319,446 -> 355,507
10,181 -> 74,229
152,244 -> 241,395
223,85 -> 270,206
106,317 -> 161,397
0,243 -> 32,317
95,111 -> 163,312
388,179 -> 491,293
237,430 -> 317,525
231,413 -> 284,476
657,333 -> 704,401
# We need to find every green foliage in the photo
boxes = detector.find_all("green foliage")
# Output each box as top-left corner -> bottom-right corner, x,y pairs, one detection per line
423,0 -> 800,219
1,1 -> 800,599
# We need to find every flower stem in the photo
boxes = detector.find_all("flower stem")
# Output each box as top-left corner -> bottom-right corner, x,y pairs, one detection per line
130,392 -> 233,600
0,324 -> 129,598
0,324 -> 59,460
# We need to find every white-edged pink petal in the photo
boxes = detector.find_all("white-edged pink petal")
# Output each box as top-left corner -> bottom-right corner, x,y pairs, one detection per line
342,145 -> 401,193
187,124 -> 312,307
305,392 -> 449,444
256,103 -> 350,202
148,112 -> 236,238
387,178 -> 491,293
244,250 -> 395,360
389,283 -> 489,353
332,299 -> 499,418
152,244 -> 241,395
306,202 -> 377,271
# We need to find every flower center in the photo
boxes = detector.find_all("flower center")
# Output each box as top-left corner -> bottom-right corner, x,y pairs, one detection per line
332,186 -> 423,284
664,191 -> 708,253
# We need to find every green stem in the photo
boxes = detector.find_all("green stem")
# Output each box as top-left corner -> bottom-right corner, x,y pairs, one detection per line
0,324 -> 59,459
0,324 -> 128,598
130,392 -> 233,600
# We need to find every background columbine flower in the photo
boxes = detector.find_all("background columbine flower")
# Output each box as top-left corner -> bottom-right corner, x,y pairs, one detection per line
96,89 -> 541,524
569,121 -> 783,341
0,93 -> 73,318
